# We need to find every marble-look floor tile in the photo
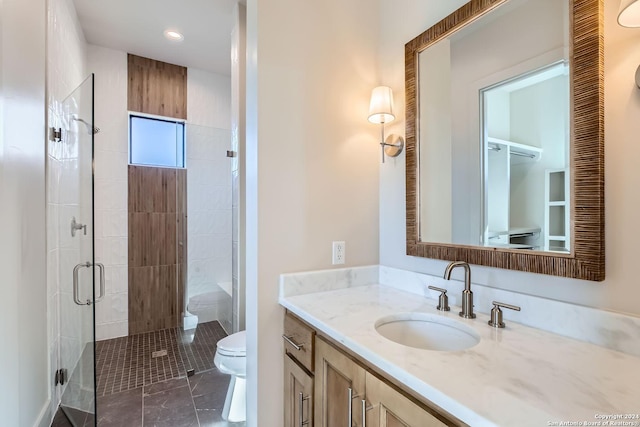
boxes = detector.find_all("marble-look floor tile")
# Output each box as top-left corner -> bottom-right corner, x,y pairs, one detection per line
196,407 -> 246,427
53,405 -> 95,426
189,369 -> 230,406
144,376 -> 188,396
84,415 -> 96,427
93,368 -> 244,426
94,321 -> 241,426
143,385 -> 199,427
189,369 -> 236,426
51,409 -> 73,427
96,387 -> 143,427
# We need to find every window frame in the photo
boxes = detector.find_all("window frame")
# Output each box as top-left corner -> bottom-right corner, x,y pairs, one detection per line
128,112 -> 186,169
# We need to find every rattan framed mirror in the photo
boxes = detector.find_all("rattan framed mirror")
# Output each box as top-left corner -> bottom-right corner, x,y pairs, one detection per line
405,0 -> 604,281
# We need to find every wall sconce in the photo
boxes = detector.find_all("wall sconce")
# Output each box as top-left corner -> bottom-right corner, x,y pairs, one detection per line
368,86 -> 404,163
618,0 -> 640,87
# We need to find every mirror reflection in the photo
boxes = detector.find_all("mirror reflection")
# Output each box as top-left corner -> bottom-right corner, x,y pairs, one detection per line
418,0 -> 570,253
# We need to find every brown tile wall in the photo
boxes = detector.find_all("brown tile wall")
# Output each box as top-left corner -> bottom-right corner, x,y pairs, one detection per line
127,54 -> 187,120
128,166 -> 187,335
176,169 -> 187,325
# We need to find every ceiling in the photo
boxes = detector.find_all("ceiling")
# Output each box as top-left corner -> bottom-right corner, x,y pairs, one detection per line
72,0 -> 237,76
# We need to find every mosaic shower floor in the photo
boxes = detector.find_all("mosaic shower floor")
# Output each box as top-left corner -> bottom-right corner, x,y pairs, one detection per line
95,321 -> 227,397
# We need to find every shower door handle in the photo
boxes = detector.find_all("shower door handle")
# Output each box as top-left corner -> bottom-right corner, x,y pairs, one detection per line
73,262 -> 92,305
94,262 -> 105,303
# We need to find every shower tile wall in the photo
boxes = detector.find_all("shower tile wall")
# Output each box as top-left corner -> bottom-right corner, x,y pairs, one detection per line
87,45 -> 232,340
186,125 -> 233,333
186,68 -> 233,333
128,165 -> 187,334
231,8 -> 246,333
46,0 -> 87,421
89,45 -> 130,341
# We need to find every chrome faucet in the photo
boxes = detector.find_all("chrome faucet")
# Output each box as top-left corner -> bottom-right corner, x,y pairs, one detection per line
443,261 -> 476,319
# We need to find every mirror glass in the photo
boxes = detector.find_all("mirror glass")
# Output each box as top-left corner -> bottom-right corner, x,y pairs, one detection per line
418,0 -> 571,253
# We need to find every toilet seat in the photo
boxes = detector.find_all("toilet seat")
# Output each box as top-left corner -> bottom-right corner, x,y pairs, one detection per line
217,330 -> 246,356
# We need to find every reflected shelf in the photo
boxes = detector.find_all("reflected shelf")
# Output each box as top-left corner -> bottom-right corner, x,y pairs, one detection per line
487,137 -> 543,162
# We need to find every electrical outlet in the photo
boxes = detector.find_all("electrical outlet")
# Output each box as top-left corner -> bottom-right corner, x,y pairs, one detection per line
332,241 -> 346,265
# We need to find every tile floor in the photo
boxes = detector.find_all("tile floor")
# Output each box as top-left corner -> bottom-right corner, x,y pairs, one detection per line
96,321 -> 226,396
54,321 -> 243,427
97,369 -> 244,427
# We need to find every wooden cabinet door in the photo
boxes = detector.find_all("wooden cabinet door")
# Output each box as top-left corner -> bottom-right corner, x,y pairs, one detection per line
364,373 -> 448,427
285,354 -> 314,427
314,337 -> 366,427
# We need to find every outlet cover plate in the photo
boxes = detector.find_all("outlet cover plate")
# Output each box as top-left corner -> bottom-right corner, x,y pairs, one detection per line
332,241 -> 345,265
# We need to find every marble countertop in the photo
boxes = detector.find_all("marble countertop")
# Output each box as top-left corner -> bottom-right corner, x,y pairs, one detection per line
279,284 -> 640,427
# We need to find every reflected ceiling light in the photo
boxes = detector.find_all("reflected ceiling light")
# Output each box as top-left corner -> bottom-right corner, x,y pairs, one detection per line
164,29 -> 184,41
618,0 -> 640,27
617,0 -> 640,87
368,86 -> 404,163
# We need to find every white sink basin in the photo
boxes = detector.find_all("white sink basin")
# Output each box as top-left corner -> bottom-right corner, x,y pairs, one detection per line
375,313 -> 480,351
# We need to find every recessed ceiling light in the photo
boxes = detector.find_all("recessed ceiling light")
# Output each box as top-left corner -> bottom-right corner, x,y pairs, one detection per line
164,29 -> 184,41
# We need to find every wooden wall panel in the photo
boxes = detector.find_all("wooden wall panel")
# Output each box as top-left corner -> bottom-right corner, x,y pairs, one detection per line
127,54 -> 187,119
128,212 -> 177,268
129,165 -> 176,213
128,165 -> 187,335
128,265 -> 178,333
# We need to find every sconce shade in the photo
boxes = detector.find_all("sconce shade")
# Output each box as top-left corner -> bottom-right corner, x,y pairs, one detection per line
368,86 -> 395,124
618,0 -> 640,27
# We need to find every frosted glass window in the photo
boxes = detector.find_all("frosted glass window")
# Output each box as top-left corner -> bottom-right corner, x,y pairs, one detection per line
129,115 -> 185,167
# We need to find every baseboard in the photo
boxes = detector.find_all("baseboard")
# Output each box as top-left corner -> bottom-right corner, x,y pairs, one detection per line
34,398 -> 51,427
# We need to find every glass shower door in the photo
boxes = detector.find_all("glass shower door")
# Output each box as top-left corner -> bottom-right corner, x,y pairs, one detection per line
58,74 -> 99,426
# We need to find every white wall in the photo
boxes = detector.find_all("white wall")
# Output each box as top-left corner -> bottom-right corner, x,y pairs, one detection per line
419,40 -> 452,243
186,68 -> 233,331
379,0 -> 640,316
231,3 -> 246,333
449,0 -> 565,244
510,75 -> 569,235
246,0 -> 380,424
89,45 -> 130,341
188,68 -> 231,129
185,123 -> 233,331
0,0 -> 49,425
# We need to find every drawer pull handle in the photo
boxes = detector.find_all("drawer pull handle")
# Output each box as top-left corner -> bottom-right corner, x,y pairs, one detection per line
348,388 -> 362,426
348,387 -> 354,426
362,399 -> 374,427
282,334 -> 304,351
298,391 -> 310,427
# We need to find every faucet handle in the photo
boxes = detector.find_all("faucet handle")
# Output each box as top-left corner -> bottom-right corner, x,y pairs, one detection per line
488,301 -> 521,328
427,286 -> 450,312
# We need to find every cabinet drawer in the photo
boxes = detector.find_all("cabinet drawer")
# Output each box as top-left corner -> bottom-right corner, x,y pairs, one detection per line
283,311 -> 315,372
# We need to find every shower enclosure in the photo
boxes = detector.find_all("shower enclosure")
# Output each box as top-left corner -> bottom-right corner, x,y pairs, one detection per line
48,74 -> 98,425
183,123 -> 234,334
125,121 -> 234,336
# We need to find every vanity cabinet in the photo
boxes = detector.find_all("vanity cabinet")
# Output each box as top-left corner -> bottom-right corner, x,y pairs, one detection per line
365,373 -> 447,427
314,336 -> 454,427
285,311 -> 462,427
314,337 -> 366,427
284,311 -> 316,427
284,353 -> 314,427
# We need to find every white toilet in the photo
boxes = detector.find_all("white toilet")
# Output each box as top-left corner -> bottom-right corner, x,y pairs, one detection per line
214,330 -> 246,422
